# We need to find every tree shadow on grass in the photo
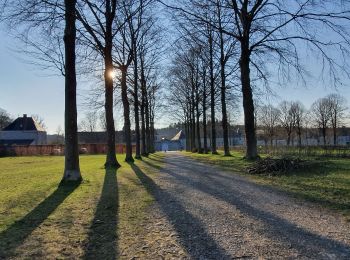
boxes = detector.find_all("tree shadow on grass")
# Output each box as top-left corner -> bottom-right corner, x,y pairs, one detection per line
0,181 -> 80,259
83,168 -> 118,260
160,163 -> 350,258
129,163 -> 232,259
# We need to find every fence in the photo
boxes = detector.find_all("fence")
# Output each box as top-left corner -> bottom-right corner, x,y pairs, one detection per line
257,145 -> 350,158
0,144 -> 136,157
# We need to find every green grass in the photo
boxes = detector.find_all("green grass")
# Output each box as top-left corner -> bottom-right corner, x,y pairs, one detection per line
184,151 -> 350,220
0,154 -> 162,259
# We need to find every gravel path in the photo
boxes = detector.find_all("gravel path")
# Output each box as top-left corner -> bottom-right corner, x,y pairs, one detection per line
135,152 -> 350,260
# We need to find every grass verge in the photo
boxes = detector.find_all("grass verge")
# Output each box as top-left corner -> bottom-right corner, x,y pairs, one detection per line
0,154 -> 160,259
184,151 -> 350,220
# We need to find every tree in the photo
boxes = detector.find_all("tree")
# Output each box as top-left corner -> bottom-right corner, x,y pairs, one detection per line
31,114 -> 47,130
79,111 -> 98,132
327,94 -> 347,145
75,0 -> 121,168
278,101 -> 295,146
0,108 -> 12,130
258,104 -> 280,146
165,1 -> 350,159
62,0 -> 82,182
311,98 -> 332,145
291,102 -> 305,147
0,0 -> 82,181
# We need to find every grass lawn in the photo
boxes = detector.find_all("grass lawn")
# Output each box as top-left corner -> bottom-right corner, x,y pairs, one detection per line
0,154 -> 163,259
184,151 -> 350,220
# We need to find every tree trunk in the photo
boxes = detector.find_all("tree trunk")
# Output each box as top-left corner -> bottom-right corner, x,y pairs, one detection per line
209,29 -> 217,154
240,41 -> 258,159
202,75 -> 208,154
322,127 -> 327,145
140,58 -> 147,155
145,92 -> 151,154
218,2 -> 230,156
121,66 -> 134,162
133,43 -> 141,159
141,89 -> 146,155
297,125 -> 302,147
191,94 -> 196,151
333,115 -> 337,145
196,102 -> 201,153
150,116 -> 155,153
62,0 -> 82,182
195,82 -> 202,153
103,0 -> 120,168
220,45 -> 230,156
185,116 -> 190,151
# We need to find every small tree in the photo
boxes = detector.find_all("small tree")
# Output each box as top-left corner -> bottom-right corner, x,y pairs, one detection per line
311,98 -> 332,145
291,102 -> 305,147
327,94 -> 347,145
79,111 -> 98,132
0,108 -> 12,130
258,104 -> 280,147
278,101 -> 295,146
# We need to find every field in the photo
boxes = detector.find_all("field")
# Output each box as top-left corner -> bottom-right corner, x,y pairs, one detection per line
0,154 -> 163,259
1,151 -> 349,258
184,151 -> 350,220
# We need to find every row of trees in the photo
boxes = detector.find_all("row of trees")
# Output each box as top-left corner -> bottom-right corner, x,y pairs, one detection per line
0,0 -> 162,181
165,0 -> 350,158
257,94 -> 348,146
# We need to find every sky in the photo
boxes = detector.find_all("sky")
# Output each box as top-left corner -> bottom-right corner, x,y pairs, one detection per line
1,20 -> 350,134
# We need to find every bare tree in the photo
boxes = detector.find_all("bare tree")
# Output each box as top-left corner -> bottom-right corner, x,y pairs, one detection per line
0,0 -> 82,181
164,0 -> 350,159
63,0 -> 82,182
75,0 -> 121,168
0,108 -> 12,130
311,97 -> 332,145
327,94 -> 348,145
278,101 -> 295,146
291,102 -> 305,147
79,111 -> 98,132
31,114 -> 47,130
258,104 -> 280,146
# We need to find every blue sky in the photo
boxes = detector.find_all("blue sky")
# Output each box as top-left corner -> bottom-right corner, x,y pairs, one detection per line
1,26 -> 350,133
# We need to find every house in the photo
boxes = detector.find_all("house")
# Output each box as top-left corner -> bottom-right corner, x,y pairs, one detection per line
0,114 -> 47,145
155,130 -> 185,151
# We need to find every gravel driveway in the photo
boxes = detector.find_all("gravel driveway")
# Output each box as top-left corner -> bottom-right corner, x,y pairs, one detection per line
133,152 -> 350,260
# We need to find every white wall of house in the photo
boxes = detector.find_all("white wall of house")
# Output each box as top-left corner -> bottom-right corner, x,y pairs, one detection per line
0,131 -> 47,145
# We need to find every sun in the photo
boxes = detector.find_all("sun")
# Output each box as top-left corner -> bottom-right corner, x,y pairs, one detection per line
108,70 -> 116,79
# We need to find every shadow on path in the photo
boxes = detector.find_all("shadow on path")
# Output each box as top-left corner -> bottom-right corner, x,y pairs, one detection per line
0,182 -> 80,258
159,155 -> 350,258
83,168 -> 119,259
130,163 -> 232,259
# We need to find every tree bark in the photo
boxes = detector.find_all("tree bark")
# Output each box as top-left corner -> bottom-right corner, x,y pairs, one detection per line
240,41 -> 258,159
196,101 -> 201,153
104,1 -> 120,168
62,0 -> 82,182
209,28 -> 217,154
104,52 -> 120,168
145,90 -> 151,154
121,66 -> 134,162
219,37 -> 230,156
140,55 -> 148,155
195,81 -> 202,153
133,44 -> 141,159
202,73 -> 208,154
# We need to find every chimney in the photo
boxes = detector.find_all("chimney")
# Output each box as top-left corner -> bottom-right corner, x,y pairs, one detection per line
23,114 -> 28,130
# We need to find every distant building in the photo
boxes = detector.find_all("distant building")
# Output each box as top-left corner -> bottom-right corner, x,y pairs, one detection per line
0,114 -> 47,145
155,130 -> 185,151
